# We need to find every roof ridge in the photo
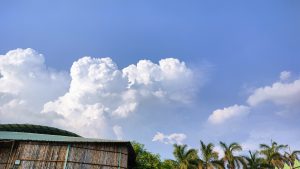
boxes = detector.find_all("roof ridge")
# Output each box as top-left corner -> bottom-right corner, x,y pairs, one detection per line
0,123 -> 80,137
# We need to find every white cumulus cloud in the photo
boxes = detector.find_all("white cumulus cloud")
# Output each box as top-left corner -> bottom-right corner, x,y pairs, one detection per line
0,48 -> 199,138
0,48 -> 69,124
247,79 -> 300,107
152,132 -> 187,145
208,71 -> 300,125
42,56 -> 196,137
279,71 -> 291,81
123,58 -> 196,102
208,105 -> 250,125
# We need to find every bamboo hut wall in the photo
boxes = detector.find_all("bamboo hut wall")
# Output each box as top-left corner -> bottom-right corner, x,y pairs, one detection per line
6,142 -> 67,169
0,142 -> 12,169
67,143 -> 128,169
3,141 -> 129,169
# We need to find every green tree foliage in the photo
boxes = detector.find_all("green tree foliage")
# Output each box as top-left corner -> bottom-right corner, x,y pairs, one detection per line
242,151 -> 270,169
161,159 -> 179,169
198,140 -> 224,169
172,144 -> 199,169
259,141 -> 287,168
283,150 -> 300,169
219,142 -> 246,169
131,140 -> 299,169
132,142 -> 162,169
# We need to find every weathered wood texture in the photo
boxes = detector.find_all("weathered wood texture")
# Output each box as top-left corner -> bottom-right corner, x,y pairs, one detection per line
0,141 -> 129,169
0,142 -> 12,169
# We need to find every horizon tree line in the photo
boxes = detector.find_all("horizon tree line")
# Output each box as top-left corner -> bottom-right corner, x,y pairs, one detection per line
132,140 -> 300,169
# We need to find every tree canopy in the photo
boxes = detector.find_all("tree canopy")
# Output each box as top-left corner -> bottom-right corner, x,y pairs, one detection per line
132,140 -> 299,169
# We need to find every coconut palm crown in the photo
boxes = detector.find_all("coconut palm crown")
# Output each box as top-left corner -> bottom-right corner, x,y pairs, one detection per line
283,149 -> 300,169
173,144 -> 199,169
259,141 -> 287,168
198,140 -> 224,169
242,151 -> 271,169
219,142 -> 246,169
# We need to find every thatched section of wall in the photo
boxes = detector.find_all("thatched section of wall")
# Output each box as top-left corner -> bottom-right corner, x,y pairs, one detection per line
2,141 -> 130,169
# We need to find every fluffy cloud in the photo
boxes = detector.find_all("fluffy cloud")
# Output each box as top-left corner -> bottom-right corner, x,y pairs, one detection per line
208,105 -> 250,124
152,132 -> 187,145
41,57 -> 126,136
0,48 -> 68,98
0,48 -> 69,124
0,48 -> 197,138
280,71 -> 291,81
123,58 -> 196,102
208,71 -> 300,125
247,79 -> 300,107
41,56 -> 196,137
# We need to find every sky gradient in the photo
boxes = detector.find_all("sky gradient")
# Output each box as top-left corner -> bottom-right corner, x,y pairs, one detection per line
1,0 -> 300,158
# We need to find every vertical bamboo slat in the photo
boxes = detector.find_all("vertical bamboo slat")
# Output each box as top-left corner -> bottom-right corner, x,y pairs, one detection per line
1,141 -> 130,169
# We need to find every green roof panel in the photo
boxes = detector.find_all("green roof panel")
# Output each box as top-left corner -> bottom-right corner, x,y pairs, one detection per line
0,124 -> 80,137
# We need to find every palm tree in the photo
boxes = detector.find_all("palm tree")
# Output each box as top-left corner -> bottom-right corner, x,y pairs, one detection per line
283,149 -> 300,169
198,141 -> 224,169
219,142 -> 246,169
173,144 -> 199,169
259,141 -> 287,168
242,151 -> 271,169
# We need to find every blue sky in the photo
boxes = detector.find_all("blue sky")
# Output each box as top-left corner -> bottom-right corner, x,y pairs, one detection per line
1,0 -> 300,159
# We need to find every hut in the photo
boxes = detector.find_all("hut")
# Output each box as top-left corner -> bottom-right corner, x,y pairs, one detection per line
0,124 -> 135,169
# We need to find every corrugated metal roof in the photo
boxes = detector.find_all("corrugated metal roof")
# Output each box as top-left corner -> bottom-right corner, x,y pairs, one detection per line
0,131 -> 129,143
0,124 -> 80,137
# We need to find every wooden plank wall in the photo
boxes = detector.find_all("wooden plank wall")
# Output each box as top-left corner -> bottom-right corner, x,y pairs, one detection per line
1,141 -> 129,169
